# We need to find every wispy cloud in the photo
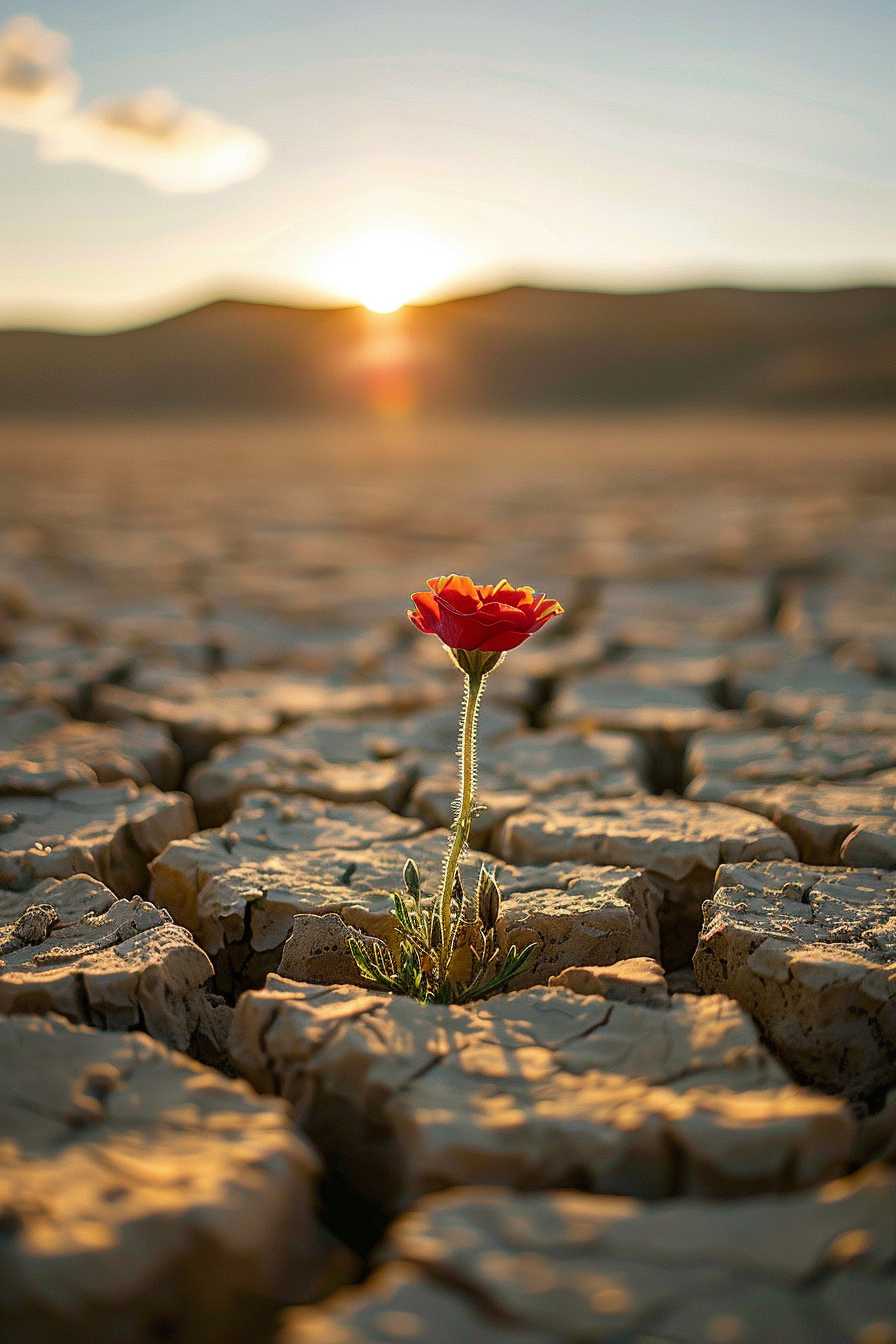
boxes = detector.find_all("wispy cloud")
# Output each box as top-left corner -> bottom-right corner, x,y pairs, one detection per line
39,87 -> 269,193
0,15 -> 78,132
0,15 -> 269,192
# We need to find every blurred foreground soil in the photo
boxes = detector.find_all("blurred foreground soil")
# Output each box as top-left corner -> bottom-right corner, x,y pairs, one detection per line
2,413 -> 896,596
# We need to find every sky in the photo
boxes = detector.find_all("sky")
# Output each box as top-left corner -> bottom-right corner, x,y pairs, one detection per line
0,0 -> 895,329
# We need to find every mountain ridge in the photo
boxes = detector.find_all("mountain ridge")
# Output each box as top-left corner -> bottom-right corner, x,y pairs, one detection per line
2,283 -> 895,414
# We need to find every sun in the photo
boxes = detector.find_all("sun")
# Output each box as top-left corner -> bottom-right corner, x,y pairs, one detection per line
315,227 -> 458,312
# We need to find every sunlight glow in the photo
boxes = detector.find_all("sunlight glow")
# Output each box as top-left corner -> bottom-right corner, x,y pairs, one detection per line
315,227 -> 459,312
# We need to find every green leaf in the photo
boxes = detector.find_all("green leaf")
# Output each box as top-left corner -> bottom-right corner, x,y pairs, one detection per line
349,803 -> 534,1004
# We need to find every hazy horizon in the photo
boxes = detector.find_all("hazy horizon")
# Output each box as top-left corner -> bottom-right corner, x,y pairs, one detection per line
10,275 -> 896,338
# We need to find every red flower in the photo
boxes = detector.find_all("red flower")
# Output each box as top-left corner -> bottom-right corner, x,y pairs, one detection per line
409,575 -> 563,652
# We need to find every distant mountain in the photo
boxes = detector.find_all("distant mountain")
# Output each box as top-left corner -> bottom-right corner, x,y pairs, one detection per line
2,284 -> 896,415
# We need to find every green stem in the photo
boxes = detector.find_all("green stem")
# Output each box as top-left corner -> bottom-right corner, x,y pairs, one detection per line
438,668 -> 485,974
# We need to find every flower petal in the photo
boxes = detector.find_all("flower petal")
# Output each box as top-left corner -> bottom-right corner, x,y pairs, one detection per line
408,574 -> 562,652
408,589 -> 443,635
430,574 -> 481,614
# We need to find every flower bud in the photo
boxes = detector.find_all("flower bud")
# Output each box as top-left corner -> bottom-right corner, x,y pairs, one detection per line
477,867 -> 501,929
403,858 -> 421,900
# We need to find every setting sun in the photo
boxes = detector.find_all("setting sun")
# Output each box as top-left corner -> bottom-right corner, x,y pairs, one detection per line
314,227 -> 459,313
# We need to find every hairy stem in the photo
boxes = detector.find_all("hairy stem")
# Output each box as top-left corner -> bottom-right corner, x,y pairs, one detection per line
438,668 -> 485,974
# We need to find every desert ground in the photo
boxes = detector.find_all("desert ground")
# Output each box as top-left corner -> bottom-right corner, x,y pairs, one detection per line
3,411 -> 896,1344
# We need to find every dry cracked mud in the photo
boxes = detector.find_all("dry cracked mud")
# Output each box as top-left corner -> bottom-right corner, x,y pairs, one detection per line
0,1014 -> 331,1343
0,640 -> 129,717
727,777 -> 896,867
278,854 -> 664,992
6,417 -> 896,1341
95,672 -> 447,766
231,977 -> 853,1216
283,1165 -> 896,1344
147,793 -> 426,991
150,815 -> 663,996
695,859 -> 896,1098
548,955 -> 671,1005
0,705 -> 182,793
407,727 -> 646,849
547,679 -> 746,793
685,726 -> 896,803
351,702 -> 524,758
187,738 -> 417,827
592,577 -> 770,645
496,795 -> 798,968
0,876 -> 226,1055
0,781 -> 197,895
733,656 -> 896,733
549,678 -> 741,736
0,872 -> 116,926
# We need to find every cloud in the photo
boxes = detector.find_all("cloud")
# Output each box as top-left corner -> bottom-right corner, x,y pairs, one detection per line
39,87 -> 269,193
0,15 -> 78,132
0,16 -> 269,192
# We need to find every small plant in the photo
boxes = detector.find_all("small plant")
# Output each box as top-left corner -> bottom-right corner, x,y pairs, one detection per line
348,575 -> 562,1004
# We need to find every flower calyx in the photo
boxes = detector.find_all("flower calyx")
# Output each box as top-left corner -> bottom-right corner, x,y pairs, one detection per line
445,646 -> 507,677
